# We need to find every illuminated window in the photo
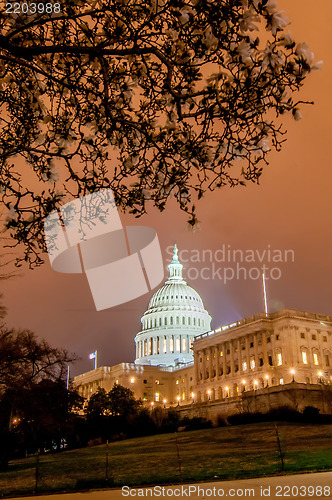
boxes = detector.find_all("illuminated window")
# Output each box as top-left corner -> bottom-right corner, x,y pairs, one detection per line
182,392 -> 185,400
182,378 -> 185,383
130,378 -> 135,383
302,352 -> 308,365
250,359 -> 255,370
163,337 -> 167,353
277,353 -> 282,366
182,338 -> 187,352
206,355 -> 209,361
148,339 -> 152,355
157,337 -> 160,354
220,351 -> 223,357
170,337 -> 174,352
155,380 -> 160,385
176,338 -> 180,352
176,380 -> 179,385
279,378 -> 284,385
313,353 -> 319,365
242,362 -> 247,371
155,393 -> 160,402
144,341 -> 147,356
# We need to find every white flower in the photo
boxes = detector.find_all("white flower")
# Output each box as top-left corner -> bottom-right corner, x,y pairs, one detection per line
293,109 -> 302,121
257,137 -> 270,152
5,206 -> 18,223
269,11 -> 288,35
203,27 -> 218,49
295,43 -> 315,65
238,40 -> 253,64
264,0 -> 278,14
239,9 -> 260,32
279,31 -> 294,48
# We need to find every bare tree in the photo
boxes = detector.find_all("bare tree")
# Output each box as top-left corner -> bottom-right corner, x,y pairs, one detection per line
0,0 -> 321,265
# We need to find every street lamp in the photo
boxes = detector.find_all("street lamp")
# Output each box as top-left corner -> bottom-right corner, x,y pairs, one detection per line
163,399 -> 167,408
265,375 -> 269,387
318,371 -> 323,384
207,389 -> 211,401
191,392 -> 195,403
254,380 -> 258,390
290,369 -> 295,382
177,396 -> 180,406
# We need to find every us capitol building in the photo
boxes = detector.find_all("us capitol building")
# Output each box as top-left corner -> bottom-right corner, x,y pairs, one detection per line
74,246 -> 332,417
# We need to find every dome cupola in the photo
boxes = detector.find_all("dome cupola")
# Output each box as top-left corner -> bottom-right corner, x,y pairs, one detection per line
134,245 -> 211,367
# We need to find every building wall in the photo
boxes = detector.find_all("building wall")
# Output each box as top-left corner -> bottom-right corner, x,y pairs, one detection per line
73,309 -> 332,412
193,309 -> 332,403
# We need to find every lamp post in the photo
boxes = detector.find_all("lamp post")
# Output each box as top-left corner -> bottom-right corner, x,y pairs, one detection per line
163,399 -> 167,408
318,371 -> 323,384
191,392 -> 195,404
207,389 -> 211,401
265,375 -> 269,387
177,396 -> 180,406
290,369 -> 295,382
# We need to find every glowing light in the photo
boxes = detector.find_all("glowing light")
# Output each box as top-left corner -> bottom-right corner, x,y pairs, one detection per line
242,380 -> 246,385
150,402 -> 154,407
207,390 -> 211,395
163,399 -> 167,404
290,369 -> 295,375
130,377 -> 135,383
265,375 -> 269,379
191,392 -> 195,398
318,371 -> 323,377
177,396 -> 180,401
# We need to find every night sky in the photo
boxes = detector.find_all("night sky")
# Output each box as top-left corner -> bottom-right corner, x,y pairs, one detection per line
2,0 -> 332,377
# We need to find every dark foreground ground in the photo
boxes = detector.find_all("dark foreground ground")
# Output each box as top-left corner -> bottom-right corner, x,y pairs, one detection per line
1,422 -> 332,497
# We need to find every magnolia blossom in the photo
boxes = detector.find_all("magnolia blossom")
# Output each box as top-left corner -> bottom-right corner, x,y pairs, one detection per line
269,11 -> 288,35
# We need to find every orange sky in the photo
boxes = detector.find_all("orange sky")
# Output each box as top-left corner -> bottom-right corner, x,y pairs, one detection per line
2,0 -> 332,375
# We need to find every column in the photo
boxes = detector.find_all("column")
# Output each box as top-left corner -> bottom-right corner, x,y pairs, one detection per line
222,342 -> 227,378
237,339 -> 241,372
230,341 -> 235,374
262,331 -> 268,365
216,344 -> 220,379
209,347 -> 213,379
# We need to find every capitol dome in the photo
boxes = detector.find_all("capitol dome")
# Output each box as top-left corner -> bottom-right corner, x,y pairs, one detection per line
134,245 -> 211,367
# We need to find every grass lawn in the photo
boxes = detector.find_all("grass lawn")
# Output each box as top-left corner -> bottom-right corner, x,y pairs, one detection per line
1,422 -> 331,497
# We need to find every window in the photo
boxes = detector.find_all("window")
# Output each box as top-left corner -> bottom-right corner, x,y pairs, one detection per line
323,336 -> 327,342
279,378 -> 284,385
325,354 -> 330,367
313,353 -> 319,365
302,351 -> 308,365
268,355 -> 273,366
206,355 -> 209,361
259,357 -> 263,367
220,351 -> 223,357
250,359 -> 255,370
277,353 -> 282,366
155,393 -> 160,402
267,337 -> 271,343
226,349 -> 230,354
276,335 -> 280,341
182,392 -> 185,401
170,316 -> 173,325
170,336 -> 174,352
163,337 -> 167,353
148,339 -> 152,355
182,317 -> 185,325
155,380 -> 160,385
175,338 -> 180,352
312,334 -> 317,341
250,342 -> 254,348
176,380 -> 179,385
242,362 -> 247,371
188,317 -> 191,325
143,380 -> 147,384
182,338 -> 187,352
182,378 -> 185,383
301,332 -> 305,339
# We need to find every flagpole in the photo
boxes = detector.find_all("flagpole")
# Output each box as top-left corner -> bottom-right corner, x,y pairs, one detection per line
95,350 -> 97,370
66,365 -> 70,390
263,273 -> 268,317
